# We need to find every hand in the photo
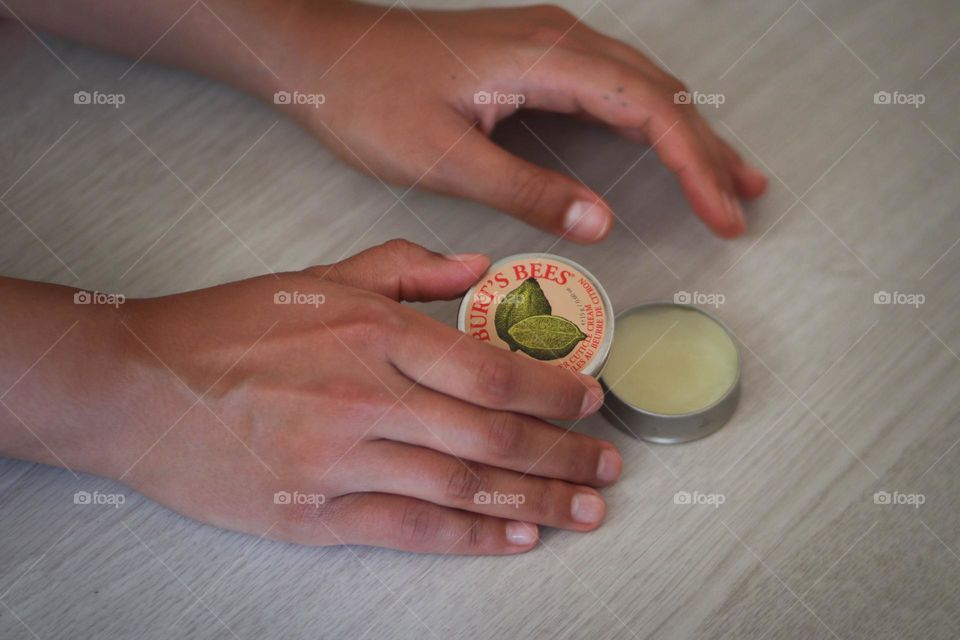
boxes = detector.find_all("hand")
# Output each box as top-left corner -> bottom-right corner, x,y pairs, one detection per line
2,0 -> 766,241
274,3 -> 768,242
54,241 -> 620,554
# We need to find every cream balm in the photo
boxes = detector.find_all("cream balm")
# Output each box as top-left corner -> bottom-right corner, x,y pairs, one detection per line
600,303 -> 741,444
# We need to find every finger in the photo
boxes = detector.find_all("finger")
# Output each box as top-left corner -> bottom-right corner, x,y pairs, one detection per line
389,317 -> 604,420
717,136 -> 768,199
376,386 -> 622,487
345,440 -> 607,531
516,50 -> 747,237
425,124 -> 613,244
609,91 -> 748,237
571,34 -> 768,203
666,151 -> 744,237
283,492 -> 538,555
309,238 -> 490,302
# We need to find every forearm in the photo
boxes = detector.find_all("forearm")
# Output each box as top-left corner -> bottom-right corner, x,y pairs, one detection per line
0,277 -> 132,475
0,0 -> 355,102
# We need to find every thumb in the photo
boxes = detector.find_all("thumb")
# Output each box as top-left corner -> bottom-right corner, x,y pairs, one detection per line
310,239 -> 490,302
430,127 -> 614,244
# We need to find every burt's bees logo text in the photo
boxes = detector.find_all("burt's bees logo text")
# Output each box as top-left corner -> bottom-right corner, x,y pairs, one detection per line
467,262 -> 573,340
465,259 -> 605,373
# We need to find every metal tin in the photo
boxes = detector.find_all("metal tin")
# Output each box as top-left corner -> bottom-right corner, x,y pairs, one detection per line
599,302 -> 741,444
457,253 -> 614,378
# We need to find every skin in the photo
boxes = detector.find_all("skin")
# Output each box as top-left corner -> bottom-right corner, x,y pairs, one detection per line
1,241 -> 621,554
1,0 -> 766,241
1,1 -> 767,554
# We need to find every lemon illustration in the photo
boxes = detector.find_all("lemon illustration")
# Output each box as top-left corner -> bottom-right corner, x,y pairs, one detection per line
507,315 -> 587,361
494,278 -> 551,351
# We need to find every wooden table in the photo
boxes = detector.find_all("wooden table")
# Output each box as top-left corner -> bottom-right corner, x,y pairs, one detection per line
2,1 -> 959,638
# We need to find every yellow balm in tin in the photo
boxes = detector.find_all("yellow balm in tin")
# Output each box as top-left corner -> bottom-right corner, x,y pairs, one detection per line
603,306 -> 739,415
600,303 -> 742,444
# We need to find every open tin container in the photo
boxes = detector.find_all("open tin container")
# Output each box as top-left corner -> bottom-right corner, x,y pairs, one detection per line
457,257 -> 741,444
598,302 -> 741,444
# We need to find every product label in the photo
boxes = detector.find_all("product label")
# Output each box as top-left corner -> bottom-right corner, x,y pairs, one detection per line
461,256 -> 607,374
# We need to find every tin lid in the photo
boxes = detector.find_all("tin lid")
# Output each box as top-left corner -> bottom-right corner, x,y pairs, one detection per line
457,253 -> 614,378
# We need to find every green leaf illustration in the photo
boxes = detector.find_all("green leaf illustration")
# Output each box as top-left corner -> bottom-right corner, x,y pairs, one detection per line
507,315 -> 587,361
494,278 -> 552,351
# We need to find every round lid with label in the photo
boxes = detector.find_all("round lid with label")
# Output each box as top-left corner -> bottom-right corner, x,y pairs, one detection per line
457,253 -> 614,377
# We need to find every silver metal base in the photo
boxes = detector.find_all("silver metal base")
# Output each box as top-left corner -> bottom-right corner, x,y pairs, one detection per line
601,379 -> 739,444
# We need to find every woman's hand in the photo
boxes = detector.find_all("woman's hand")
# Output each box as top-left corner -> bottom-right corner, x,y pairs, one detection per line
3,0 -> 767,240
1,241 -> 622,554
274,3 -> 768,242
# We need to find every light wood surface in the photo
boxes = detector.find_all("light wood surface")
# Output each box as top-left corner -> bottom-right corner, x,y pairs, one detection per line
2,1 -> 959,638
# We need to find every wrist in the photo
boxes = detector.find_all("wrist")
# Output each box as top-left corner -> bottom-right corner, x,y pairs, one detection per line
0,280 -> 136,477
202,0 -> 364,109
243,1 -> 394,125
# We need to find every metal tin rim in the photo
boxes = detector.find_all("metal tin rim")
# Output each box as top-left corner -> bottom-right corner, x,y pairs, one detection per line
456,253 -> 614,378
600,301 -> 741,419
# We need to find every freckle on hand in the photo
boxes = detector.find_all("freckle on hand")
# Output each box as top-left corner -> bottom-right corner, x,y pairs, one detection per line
616,86 -> 624,93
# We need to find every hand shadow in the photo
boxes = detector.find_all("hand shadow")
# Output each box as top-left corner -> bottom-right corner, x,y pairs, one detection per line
489,109 -> 693,246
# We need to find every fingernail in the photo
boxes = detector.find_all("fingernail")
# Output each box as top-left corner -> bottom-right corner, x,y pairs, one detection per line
596,449 -> 622,484
445,252 -> 485,262
506,521 -> 538,545
571,492 -> 605,524
725,192 -> 746,230
579,380 -> 604,416
563,200 -> 610,243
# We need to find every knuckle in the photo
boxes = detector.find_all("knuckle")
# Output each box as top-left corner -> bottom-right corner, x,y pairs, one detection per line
379,238 -> 418,258
563,387 -> 586,417
525,24 -> 569,47
546,371 -> 584,417
466,514 -> 484,550
509,168 -> 551,217
545,435 -> 595,481
475,356 -> 516,404
525,482 -> 558,522
444,460 -> 486,503
484,411 -> 525,459
279,493 -> 340,537
567,445 -> 597,481
397,502 -> 441,547
531,4 -> 575,23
